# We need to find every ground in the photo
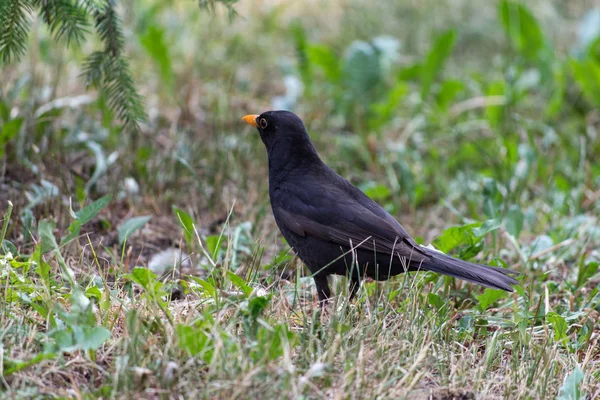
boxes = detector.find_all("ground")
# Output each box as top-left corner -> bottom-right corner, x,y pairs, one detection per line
1,0 -> 600,398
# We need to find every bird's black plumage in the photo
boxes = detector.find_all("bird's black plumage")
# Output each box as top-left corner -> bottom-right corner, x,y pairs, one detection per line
244,110 -> 519,303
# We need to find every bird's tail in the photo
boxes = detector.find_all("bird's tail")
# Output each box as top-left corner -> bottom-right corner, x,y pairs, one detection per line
419,250 -> 519,291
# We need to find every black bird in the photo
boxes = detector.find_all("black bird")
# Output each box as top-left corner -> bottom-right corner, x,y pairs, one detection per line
243,111 -> 519,303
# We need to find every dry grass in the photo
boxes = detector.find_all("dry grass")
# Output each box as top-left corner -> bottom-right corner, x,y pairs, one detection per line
2,0 -> 600,398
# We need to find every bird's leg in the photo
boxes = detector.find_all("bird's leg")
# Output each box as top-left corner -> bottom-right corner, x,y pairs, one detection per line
349,275 -> 360,300
313,275 -> 331,306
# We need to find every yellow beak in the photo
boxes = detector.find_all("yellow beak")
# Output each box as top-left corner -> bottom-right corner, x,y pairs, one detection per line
242,114 -> 259,127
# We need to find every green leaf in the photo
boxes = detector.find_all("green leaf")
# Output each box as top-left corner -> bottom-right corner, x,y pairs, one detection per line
75,326 -> 111,351
570,59 -> 600,107
0,117 -> 23,158
576,261 -> 599,289
206,234 -> 223,259
247,295 -> 269,319
472,218 -> 502,237
130,266 -> 157,289
85,286 -> 103,300
189,276 -> 217,298
436,79 -> 464,111
51,329 -> 74,351
477,288 -> 508,311
306,44 -> 341,83
32,244 -> 50,284
546,312 -> 568,342
0,1 -> 33,63
2,240 -> 17,255
499,0 -> 544,59
3,352 -> 56,376
505,205 -> 524,238
84,141 -> 108,194
343,40 -> 381,100
118,215 -> 151,245
173,206 -> 195,247
433,222 -> 481,253
38,219 -> 58,254
360,183 -> 392,203
75,195 -> 112,225
140,24 -> 173,88
485,80 -> 506,129
557,367 -> 585,400
420,29 -> 457,100
369,80 -> 409,129
61,220 -> 82,245
227,271 -> 253,296
176,324 -> 212,362
427,292 -> 444,310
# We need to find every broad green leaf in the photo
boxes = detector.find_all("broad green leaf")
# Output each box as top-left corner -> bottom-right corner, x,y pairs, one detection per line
499,0 -> 544,58
570,59 -> 600,107
546,62 -> 566,117
3,352 -> 56,376
38,219 -> 58,254
343,40 -> 381,100
2,239 -> 17,255
576,261 -> 599,289
477,288 -> 508,311
140,24 -> 173,88
189,276 -> 217,298
505,205 -> 524,238
176,324 -> 213,362
206,234 -> 223,259
0,117 -> 23,158
546,312 -> 568,342
227,271 -> 253,296
558,367 -> 585,400
436,79 -> 464,111
485,80 -> 506,129
61,220 -> 82,246
360,183 -> 392,203
306,44 -> 341,83
75,195 -> 112,225
84,141 -> 108,194
433,222 -> 481,253
421,29 -> 456,100
20,208 -> 35,243
428,292 -> 444,310
74,326 -> 111,351
173,206 -> 195,247
247,295 -> 269,319
85,285 -> 103,300
118,215 -> 151,245
472,218 -> 502,237
369,80 -> 409,129
32,243 -> 50,283
130,266 -> 157,289
51,329 -> 76,352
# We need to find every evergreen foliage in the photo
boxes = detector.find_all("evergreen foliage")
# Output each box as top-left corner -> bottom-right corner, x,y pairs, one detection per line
0,0 -> 238,133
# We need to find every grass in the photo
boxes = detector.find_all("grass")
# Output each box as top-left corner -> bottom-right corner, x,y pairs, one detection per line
1,0 -> 600,398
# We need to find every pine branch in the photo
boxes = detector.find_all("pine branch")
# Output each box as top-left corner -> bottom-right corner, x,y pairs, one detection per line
81,0 -> 146,133
32,0 -> 90,46
103,56 -> 145,130
0,0 -> 34,63
198,0 -> 239,21
91,0 -> 123,57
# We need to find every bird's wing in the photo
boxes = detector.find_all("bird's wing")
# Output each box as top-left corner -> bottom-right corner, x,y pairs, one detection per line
273,176 -> 430,263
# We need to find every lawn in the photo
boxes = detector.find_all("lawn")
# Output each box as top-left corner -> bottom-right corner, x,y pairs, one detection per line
1,0 -> 599,398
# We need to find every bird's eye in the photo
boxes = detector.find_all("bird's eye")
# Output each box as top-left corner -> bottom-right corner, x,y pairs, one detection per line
259,118 -> 268,129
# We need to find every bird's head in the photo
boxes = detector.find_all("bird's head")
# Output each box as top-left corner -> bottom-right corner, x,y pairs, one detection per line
242,110 -> 320,164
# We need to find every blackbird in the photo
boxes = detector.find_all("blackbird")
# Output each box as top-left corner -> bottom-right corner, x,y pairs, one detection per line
243,110 -> 519,303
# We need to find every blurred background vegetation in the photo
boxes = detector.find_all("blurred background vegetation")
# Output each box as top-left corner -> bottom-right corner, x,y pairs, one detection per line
1,0 -> 599,398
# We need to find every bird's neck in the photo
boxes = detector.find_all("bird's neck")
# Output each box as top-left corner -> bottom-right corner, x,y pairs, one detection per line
267,137 -> 324,184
